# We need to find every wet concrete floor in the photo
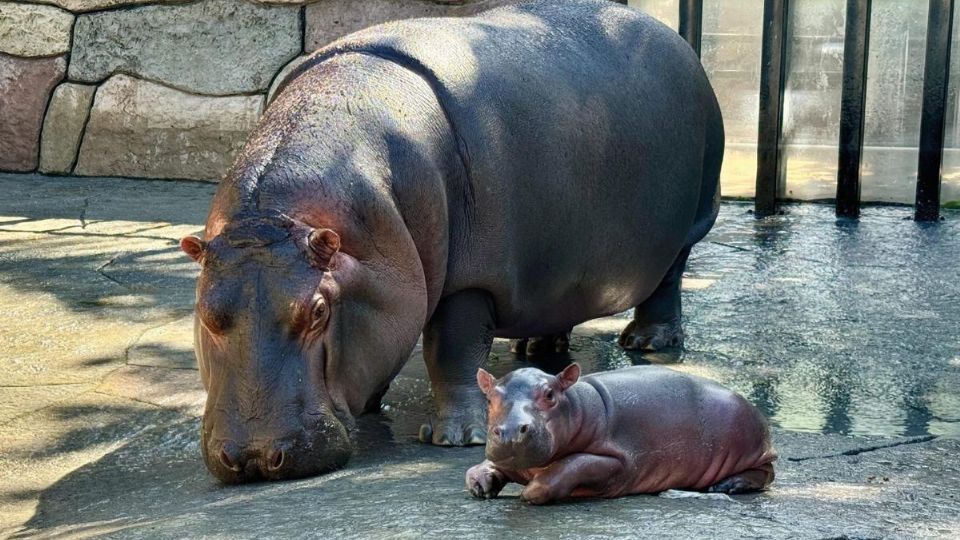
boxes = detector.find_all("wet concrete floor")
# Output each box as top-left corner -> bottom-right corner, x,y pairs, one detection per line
1,173 -> 958,538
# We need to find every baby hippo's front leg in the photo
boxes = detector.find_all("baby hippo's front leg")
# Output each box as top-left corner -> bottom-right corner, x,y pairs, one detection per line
521,453 -> 624,505
465,460 -> 508,499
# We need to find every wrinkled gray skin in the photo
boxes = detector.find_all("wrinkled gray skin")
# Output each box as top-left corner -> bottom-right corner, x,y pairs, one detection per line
467,365 -> 777,504
181,0 -> 724,483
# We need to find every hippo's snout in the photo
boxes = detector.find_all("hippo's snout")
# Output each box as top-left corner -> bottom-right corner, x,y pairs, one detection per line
209,439 -> 296,480
491,422 -> 531,445
202,419 -> 352,483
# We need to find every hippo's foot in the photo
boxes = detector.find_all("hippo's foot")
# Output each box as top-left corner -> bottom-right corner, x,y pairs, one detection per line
466,460 -> 507,499
510,332 -> 571,356
520,478 -> 556,505
618,319 -> 683,351
707,465 -> 775,494
419,389 -> 487,446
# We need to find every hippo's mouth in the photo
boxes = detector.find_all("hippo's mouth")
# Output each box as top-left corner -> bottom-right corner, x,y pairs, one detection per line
486,448 -> 548,470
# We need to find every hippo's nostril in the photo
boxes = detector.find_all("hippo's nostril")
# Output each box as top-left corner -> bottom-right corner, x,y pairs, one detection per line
493,426 -> 502,438
267,447 -> 285,472
219,447 -> 241,472
519,424 -> 529,435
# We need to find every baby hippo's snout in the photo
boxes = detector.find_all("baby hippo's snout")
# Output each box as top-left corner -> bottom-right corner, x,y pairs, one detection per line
491,421 -> 530,445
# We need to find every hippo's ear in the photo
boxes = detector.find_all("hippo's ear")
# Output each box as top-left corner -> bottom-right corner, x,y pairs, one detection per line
180,235 -> 206,263
477,368 -> 497,395
308,228 -> 341,270
556,363 -> 581,391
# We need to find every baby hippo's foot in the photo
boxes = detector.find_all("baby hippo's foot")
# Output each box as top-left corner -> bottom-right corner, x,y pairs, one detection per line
707,465 -> 775,494
618,319 -> 683,351
419,387 -> 487,446
466,460 -> 507,499
520,478 -> 557,505
510,331 -> 571,356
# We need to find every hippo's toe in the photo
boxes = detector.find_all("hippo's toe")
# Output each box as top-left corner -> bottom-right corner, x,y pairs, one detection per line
520,479 -> 554,505
707,465 -> 775,494
618,320 -> 684,351
419,414 -> 487,446
510,332 -> 571,356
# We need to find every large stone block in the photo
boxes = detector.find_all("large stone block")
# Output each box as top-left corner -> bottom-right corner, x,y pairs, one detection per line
305,0 -> 519,51
18,1 -> 178,13
39,83 -> 97,175
70,0 -> 302,95
0,54 -> 66,172
74,75 -> 263,181
0,4 -> 73,57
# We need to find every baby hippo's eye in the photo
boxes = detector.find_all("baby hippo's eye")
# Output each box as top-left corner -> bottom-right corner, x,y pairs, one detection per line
544,389 -> 555,402
309,295 -> 329,332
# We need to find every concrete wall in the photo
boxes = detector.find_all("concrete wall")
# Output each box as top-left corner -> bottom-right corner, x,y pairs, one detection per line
0,0 -> 514,181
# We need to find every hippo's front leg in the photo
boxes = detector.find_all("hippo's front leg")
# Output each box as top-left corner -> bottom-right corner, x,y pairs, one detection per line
521,453 -> 624,505
419,289 -> 496,446
465,459 -> 509,499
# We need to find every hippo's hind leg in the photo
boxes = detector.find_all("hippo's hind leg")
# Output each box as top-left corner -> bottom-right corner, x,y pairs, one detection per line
420,289 -> 496,446
509,330 -> 571,356
619,247 -> 691,351
708,464 -> 775,494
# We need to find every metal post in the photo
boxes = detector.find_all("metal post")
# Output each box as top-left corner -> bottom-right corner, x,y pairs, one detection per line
755,0 -> 790,217
916,0 -> 956,221
679,0 -> 704,57
836,0 -> 872,219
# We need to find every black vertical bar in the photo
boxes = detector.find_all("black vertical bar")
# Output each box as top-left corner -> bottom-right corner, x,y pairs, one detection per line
836,0 -> 872,219
679,0 -> 704,57
755,0 -> 790,217
916,0 -> 956,221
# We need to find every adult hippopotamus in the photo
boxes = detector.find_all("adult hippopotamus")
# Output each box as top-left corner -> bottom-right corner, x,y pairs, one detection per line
466,365 -> 777,504
180,0 -> 724,482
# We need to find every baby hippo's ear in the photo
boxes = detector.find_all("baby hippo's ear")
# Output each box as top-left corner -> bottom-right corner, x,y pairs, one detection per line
557,363 -> 581,391
477,368 -> 497,395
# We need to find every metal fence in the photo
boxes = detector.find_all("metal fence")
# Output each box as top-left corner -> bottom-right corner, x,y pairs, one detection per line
620,0 -> 957,221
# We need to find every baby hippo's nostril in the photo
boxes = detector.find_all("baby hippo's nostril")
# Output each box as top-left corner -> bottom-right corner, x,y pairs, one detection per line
492,426 -> 503,439
266,447 -> 285,472
519,424 -> 529,435
219,446 -> 241,472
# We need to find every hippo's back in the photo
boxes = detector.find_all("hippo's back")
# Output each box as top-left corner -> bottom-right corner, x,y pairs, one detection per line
282,0 -> 724,333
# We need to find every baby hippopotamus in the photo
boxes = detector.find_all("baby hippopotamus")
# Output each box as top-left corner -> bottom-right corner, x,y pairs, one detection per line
465,364 -> 777,504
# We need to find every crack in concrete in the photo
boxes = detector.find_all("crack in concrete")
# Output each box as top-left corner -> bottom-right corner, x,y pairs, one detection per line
0,382 -> 87,388
121,310 -> 194,366
820,534 -> 883,540
95,251 -> 125,286
0,222 -> 93,234
709,240 -> 751,252
787,435 -> 939,462
0,226 -> 180,243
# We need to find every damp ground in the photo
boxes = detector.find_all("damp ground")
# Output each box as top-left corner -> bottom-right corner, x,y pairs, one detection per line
1,173 -> 958,538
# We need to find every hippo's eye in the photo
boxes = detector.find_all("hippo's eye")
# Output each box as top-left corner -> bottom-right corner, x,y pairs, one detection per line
309,295 -> 329,332
544,389 -> 555,402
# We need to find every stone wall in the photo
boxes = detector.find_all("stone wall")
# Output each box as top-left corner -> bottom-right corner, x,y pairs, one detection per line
0,0 -> 515,181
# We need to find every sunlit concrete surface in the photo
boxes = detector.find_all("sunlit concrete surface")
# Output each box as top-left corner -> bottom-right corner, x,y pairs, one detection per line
1,173 -> 958,539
